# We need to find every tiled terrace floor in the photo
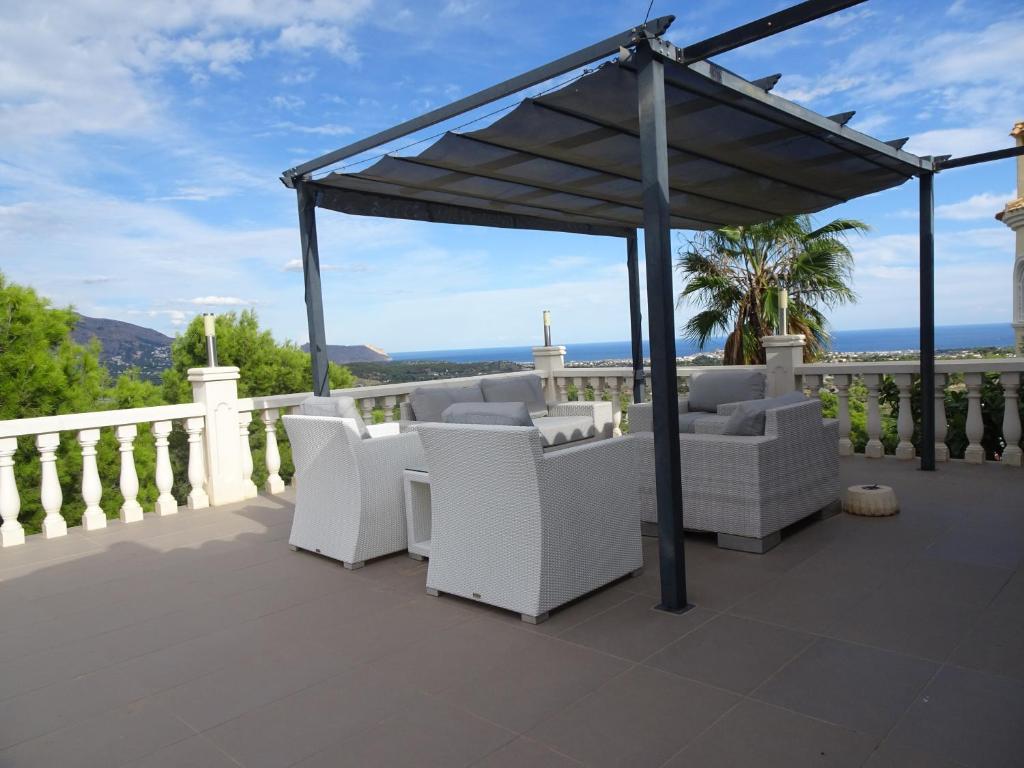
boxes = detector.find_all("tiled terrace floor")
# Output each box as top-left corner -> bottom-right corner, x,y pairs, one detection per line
0,457 -> 1022,767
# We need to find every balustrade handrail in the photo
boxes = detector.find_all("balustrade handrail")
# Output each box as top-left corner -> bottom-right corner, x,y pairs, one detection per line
797,358 -> 1024,376
551,364 -> 766,378
0,402 -> 204,439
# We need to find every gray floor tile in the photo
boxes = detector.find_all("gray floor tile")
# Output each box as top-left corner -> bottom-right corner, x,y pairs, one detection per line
667,699 -> 876,768
471,737 -> 583,767
887,665 -> 1024,768
558,594 -> 714,662
125,735 -> 238,768
884,557 -> 1012,608
950,607 -> 1024,680
528,665 -> 737,767
646,614 -> 815,694
753,638 -> 937,737
295,694 -> 515,768
863,741 -> 968,767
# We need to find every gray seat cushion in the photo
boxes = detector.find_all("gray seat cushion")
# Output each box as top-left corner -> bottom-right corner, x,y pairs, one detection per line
409,382 -> 484,423
722,391 -> 809,436
480,375 -> 548,418
687,370 -> 766,413
296,395 -> 370,439
678,412 -> 730,434
534,415 -> 595,448
442,402 -> 533,427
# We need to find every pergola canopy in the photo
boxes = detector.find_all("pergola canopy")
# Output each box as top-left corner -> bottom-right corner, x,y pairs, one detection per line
309,54 -> 929,237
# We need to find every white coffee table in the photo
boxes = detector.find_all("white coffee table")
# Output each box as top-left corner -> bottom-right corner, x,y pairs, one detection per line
403,468 -> 432,559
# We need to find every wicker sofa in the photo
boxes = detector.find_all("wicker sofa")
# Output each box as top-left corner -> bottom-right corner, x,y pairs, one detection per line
416,423 -> 643,623
629,397 -> 840,553
399,373 -> 614,450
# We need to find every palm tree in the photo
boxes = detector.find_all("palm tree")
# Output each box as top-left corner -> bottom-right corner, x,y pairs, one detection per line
676,215 -> 867,364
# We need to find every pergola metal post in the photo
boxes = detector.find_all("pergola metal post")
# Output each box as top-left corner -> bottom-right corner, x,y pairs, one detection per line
296,180 -> 331,397
626,230 -> 646,403
636,39 -> 689,613
919,172 -> 936,471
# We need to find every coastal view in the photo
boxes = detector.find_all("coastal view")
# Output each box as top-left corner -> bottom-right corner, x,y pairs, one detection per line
1,1 -> 1023,766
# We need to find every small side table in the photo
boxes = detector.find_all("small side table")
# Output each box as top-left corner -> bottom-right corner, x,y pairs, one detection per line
403,468 -> 432,559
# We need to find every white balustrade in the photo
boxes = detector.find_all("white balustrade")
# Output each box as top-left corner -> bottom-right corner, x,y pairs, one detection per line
152,421 -> 177,516
934,374 -> 950,462
238,412 -> 258,499
863,374 -> 884,459
834,374 -> 853,456
383,395 -> 397,423
185,416 -> 209,509
605,376 -> 623,436
360,398 -> 374,422
0,437 -> 24,547
999,373 -> 1022,466
78,428 -> 106,530
261,409 -> 285,494
894,373 -> 916,460
115,424 -> 144,523
574,377 -> 585,402
36,432 -> 67,538
964,373 -> 986,464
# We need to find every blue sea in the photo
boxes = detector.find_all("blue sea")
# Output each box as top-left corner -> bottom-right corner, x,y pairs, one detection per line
391,323 -> 1016,364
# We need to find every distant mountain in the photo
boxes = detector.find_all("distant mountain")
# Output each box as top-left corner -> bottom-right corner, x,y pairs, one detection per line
72,314 -> 173,381
302,343 -> 391,363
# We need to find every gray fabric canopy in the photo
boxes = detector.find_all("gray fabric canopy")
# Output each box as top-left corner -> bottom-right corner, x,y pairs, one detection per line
310,55 -> 928,236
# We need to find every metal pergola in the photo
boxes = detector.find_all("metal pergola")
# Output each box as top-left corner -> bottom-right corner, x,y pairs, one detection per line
282,0 -> 1024,613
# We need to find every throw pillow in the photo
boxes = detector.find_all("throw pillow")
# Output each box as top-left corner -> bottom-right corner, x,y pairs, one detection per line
722,391 -> 808,436
441,401 -> 534,427
296,395 -> 371,439
687,370 -> 766,413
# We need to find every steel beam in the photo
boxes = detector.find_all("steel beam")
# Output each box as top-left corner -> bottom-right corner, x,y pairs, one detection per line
626,230 -> 646,403
935,144 -> 1024,170
919,172 -> 936,471
281,15 -> 675,183
636,40 -> 689,613
296,181 -> 331,397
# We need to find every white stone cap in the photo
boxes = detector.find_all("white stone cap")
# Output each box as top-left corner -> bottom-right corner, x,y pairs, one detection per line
761,334 -> 806,348
531,345 -> 567,356
188,366 -> 241,382
998,205 -> 1024,228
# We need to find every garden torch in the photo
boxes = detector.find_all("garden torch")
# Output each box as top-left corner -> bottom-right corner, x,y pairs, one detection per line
203,313 -> 218,367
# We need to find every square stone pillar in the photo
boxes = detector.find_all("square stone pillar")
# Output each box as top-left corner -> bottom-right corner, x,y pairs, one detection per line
188,366 -> 246,507
532,345 -> 567,402
761,335 -> 806,397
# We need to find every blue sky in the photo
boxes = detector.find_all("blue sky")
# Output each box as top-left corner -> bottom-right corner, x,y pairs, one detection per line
1,0 -> 1022,353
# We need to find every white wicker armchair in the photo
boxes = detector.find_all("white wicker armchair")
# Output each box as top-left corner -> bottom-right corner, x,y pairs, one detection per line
283,415 -> 425,569
415,423 -> 643,623
629,398 -> 840,553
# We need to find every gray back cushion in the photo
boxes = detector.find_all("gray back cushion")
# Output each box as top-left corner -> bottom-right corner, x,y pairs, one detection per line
479,375 -> 548,417
687,370 -> 766,413
296,395 -> 370,439
442,401 -> 533,427
409,382 -> 484,423
722,391 -> 808,436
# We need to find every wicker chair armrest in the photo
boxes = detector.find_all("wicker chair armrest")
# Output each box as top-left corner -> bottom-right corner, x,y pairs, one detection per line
764,399 -> 823,436
365,422 -> 400,438
547,400 -> 614,439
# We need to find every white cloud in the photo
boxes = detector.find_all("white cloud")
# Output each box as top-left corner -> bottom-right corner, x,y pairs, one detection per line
282,259 -> 370,273
186,296 -> 255,306
905,127 -> 1012,159
272,121 -> 353,136
270,95 -> 305,110
936,191 -> 1015,221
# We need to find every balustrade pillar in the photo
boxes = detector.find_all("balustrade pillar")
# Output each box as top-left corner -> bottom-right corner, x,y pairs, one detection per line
78,428 -> 106,530
36,432 -> 67,538
261,409 -> 285,494
834,374 -> 853,456
532,345 -> 566,402
574,377 -> 585,402
383,396 -> 397,423
238,412 -> 258,499
1000,373 -> 1022,466
185,417 -> 209,509
606,377 -> 623,436
115,425 -> 143,523
360,398 -> 374,422
934,373 -> 949,462
894,373 -> 916,460
556,377 -> 568,403
964,373 -> 986,464
863,374 -> 884,458
802,374 -> 822,398
0,437 -> 24,547
152,421 -> 177,515
188,367 -> 244,506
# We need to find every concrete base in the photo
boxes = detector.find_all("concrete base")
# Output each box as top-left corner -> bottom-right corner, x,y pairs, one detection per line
865,440 -> 884,459
154,497 -> 178,516
717,531 -> 781,554
265,476 -> 285,495
120,501 -> 144,524
242,480 -> 259,500
81,508 -> 107,531
426,587 -> 440,597
187,489 -> 210,510
342,561 -> 365,570
521,612 -> 549,625
42,515 -> 68,539
965,445 -> 986,464
895,443 -> 916,460
936,443 -> 950,462
1,525 -> 25,548
1003,446 -> 1023,467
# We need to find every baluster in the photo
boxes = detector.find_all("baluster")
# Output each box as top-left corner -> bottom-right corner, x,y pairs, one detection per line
573,377 -> 585,402
803,374 -> 821,399
0,437 -> 25,547
933,373 -> 949,462
238,412 -> 258,498
556,377 -> 569,402
261,409 -> 285,493
999,373 -> 1022,466
964,373 -> 985,464
894,373 -> 916,460
833,374 -> 853,456
78,429 -> 105,530
590,377 -> 604,407
383,395 -> 397,423
606,377 -> 623,436
360,398 -> 374,422
151,421 -> 177,515
185,417 -> 209,509
36,432 -> 67,538
115,425 -> 143,523
863,374 -> 884,458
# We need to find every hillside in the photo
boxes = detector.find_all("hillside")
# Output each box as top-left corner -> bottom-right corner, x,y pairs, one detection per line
72,314 -> 173,380
301,343 -> 391,363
